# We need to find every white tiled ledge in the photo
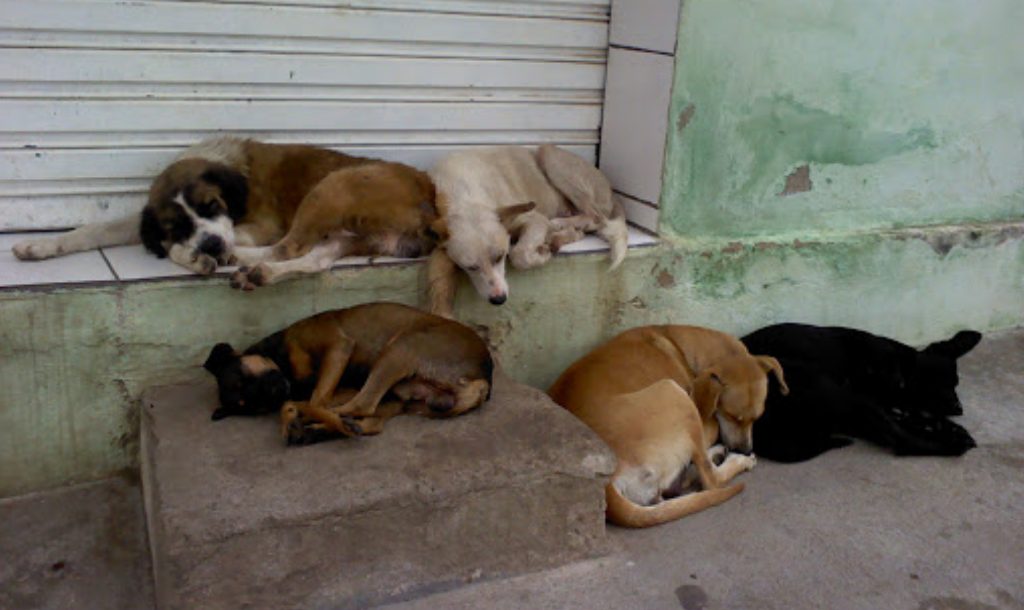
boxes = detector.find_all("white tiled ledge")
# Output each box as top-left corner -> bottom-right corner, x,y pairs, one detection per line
0,227 -> 658,288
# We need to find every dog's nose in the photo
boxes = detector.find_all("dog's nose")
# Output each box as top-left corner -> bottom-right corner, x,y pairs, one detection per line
733,446 -> 754,456
489,293 -> 507,305
198,234 -> 225,258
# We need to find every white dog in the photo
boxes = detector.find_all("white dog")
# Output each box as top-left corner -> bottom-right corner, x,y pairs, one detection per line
429,145 -> 627,307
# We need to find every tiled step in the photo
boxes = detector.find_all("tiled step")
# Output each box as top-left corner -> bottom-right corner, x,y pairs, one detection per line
0,227 -> 657,286
140,372 -> 615,610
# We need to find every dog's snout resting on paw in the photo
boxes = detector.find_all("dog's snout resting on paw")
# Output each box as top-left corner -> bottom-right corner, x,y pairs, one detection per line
427,145 -> 628,312
548,325 -> 785,528
202,302 -> 493,444
12,137 -> 440,279
741,323 -> 981,462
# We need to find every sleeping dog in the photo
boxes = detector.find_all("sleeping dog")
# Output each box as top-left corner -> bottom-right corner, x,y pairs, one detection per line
549,325 -> 786,528
203,302 -> 493,444
426,145 -> 628,313
741,323 -> 981,462
12,137 -> 440,280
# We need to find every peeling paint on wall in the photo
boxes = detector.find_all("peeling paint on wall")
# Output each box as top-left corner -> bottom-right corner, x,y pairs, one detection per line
779,164 -> 813,196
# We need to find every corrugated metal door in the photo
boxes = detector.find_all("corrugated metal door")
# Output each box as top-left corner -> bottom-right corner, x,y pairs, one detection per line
0,0 -> 610,230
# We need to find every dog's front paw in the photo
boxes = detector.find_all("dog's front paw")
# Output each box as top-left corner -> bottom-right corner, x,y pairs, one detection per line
182,252 -> 218,275
284,417 -> 310,445
510,244 -> 551,269
12,238 -> 61,260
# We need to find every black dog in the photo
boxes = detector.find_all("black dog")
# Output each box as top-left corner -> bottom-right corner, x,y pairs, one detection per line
741,323 -> 981,462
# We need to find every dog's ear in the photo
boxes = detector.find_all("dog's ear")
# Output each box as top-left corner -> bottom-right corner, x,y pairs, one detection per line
203,342 -> 237,375
140,207 -> 168,258
202,166 -> 249,221
923,330 -> 982,360
497,202 -> 537,228
692,370 -> 724,419
754,355 -> 789,395
421,201 -> 449,242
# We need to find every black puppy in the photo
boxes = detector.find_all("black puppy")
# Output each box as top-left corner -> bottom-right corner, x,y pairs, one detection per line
741,323 -> 981,462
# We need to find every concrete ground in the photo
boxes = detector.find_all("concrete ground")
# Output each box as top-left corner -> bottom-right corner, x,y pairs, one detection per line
0,329 -> 1021,610
0,476 -> 154,610
377,329 -> 1024,610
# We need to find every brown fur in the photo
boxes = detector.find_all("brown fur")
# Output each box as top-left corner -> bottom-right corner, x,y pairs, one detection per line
11,137 -> 430,272
205,303 -> 493,444
229,149 -> 439,289
235,140 -> 378,242
548,325 -> 787,528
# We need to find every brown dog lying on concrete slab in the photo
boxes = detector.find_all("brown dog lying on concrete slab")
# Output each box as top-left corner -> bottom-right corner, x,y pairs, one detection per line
548,325 -> 787,528
202,302 -> 493,444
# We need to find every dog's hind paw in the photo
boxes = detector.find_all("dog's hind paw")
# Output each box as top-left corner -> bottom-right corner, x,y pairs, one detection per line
725,452 -> 757,472
230,265 -> 268,291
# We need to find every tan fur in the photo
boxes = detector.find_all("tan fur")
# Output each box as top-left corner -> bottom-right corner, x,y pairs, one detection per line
548,325 -> 787,528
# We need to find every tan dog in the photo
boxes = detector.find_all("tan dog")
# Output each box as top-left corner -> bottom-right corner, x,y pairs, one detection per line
548,325 -> 788,528
427,145 -> 628,311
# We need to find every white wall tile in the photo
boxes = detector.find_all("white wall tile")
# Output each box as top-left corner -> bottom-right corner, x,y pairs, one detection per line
610,0 -> 681,54
620,193 -> 661,233
599,47 -> 675,207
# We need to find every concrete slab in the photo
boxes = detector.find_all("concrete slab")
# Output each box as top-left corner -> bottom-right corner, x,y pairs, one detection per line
140,371 -> 615,610
378,329 -> 1024,610
0,477 -> 154,610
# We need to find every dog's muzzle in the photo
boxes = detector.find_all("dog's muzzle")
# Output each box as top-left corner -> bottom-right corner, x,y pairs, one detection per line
198,233 -> 226,259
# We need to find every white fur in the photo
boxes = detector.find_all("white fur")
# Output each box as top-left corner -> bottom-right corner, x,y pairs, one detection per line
431,145 -> 627,304
11,215 -> 141,261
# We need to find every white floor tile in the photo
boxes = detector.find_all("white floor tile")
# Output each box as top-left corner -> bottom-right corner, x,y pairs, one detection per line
0,233 -> 116,287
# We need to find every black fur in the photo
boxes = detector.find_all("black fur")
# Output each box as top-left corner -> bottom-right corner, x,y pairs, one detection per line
140,205 -> 196,258
742,323 -> 980,462
140,207 -> 168,258
201,166 -> 249,221
203,343 -> 236,375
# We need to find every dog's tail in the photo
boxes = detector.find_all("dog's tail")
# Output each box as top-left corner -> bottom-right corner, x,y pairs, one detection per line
537,144 -> 628,270
605,482 -> 745,528
599,197 -> 628,270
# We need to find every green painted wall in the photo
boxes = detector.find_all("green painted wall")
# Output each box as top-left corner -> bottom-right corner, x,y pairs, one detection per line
3,224 -> 1023,497
663,0 -> 1024,239
3,0 -> 1024,497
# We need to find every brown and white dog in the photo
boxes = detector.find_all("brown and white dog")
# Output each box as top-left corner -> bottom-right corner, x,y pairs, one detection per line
12,137 -> 441,282
548,325 -> 787,528
426,145 -> 628,311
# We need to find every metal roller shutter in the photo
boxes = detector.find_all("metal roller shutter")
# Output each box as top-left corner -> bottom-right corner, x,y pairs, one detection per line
0,0 -> 610,230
